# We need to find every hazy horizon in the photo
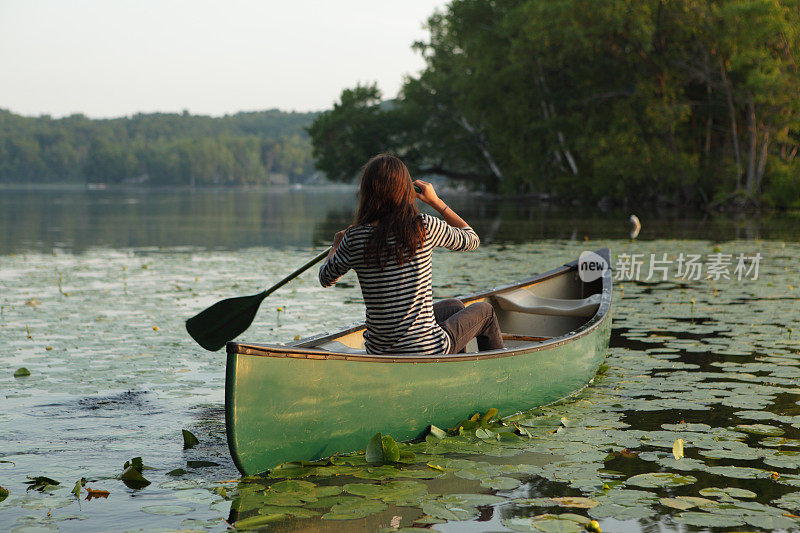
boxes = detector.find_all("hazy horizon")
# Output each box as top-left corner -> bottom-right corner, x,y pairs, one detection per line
0,0 -> 448,119
1,105 -> 321,121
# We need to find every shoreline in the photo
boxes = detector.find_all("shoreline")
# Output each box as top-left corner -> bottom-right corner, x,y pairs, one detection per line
1,182 -> 797,215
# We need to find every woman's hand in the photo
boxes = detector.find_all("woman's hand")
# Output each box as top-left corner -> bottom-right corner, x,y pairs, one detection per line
333,228 -> 348,246
414,179 -> 470,229
327,226 -> 352,260
413,180 -> 446,212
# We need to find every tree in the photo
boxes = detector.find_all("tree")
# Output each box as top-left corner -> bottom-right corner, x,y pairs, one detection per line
308,0 -> 800,207
306,83 -> 393,181
83,139 -> 136,183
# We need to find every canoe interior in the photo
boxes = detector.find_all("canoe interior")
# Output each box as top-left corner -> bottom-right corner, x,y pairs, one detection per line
296,255 -> 605,354
225,249 -> 612,475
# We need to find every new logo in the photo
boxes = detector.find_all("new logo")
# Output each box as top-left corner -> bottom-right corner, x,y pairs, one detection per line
578,251 -> 609,282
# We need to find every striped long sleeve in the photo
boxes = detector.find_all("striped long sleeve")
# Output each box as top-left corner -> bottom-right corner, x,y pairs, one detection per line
319,231 -> 354,287
318,213 -> 480,355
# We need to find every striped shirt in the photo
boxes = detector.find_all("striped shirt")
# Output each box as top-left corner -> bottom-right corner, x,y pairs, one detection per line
319,213 -> 480,355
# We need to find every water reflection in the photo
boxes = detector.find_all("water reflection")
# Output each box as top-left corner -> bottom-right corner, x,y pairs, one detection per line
2,186 -> 799,254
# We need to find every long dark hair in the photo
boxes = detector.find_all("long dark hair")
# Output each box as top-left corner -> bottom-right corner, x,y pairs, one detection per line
354,154 -> 425,269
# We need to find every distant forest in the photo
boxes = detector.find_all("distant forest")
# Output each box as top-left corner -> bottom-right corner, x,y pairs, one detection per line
0,108 -> 317,186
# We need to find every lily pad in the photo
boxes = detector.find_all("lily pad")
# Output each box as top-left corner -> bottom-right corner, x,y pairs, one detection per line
743,513 -> 800,529
365,432 -> 400,465
261,492 -> 306,507
480,476 -> 521,490
305,494 -> 363,509
123,456 -> 146,471
660,497 -> 697,510
772,491 -> 800,511
234,513 -> 290,529
182,429 -> 199,449
761,437 -> 800,448
24,476 -> 60,492
625,472 -> 697,488
158,480 -> 202,490
421,501 -> 478,521
19,494 -> 74,510
655,456 -> 706,471
257,505 -> 319,518
699,447 -> 762,461
186,460 -> 219,468
352,465 -> 443,480
13,368 -> 31,378
71,479 -> 84,497
475,428 -> 496,440
699,487 -> 757,499
547,496 -> 599,509
661,422 -> 711,432
764,450 -> 800,469
504,514 -> 589,532
140,504 -> 194,516
121,466 -> 150,488
589,503 -> 657,520
343,480 -> 427,505
322,498 -> 387,520
270,479 -> 315,493
676,511 -> 745,527
734,424 -> 784,436
703,466 -> 769,479
439,493 -> 506,506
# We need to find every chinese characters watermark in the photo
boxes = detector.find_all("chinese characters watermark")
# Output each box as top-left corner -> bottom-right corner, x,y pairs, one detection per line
614,252 -> 762,281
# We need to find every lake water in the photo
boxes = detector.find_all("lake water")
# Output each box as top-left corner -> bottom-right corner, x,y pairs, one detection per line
1,187 -> 799,532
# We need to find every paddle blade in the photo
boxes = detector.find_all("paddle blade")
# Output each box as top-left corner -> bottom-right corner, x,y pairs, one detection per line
185,292 -> 267,351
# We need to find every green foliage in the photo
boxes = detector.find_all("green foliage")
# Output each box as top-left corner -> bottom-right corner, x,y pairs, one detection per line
182,429 -> 199,449
449,408 -> 505,435
306,83 -> 393,181
123,456 -> 144,472
24,475 -> 60,492
364,432 -> 409,465
71,478 -> 85,497
121,456 -> 151,488
309,0 -> 800,207
0,109 -> 317,186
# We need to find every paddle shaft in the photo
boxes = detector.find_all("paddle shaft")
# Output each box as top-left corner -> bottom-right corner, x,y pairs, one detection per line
259,248 -> 331,299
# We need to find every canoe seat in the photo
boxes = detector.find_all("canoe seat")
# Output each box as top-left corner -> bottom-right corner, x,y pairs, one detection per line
493,290 -> 601,318
316,340 -> 367,354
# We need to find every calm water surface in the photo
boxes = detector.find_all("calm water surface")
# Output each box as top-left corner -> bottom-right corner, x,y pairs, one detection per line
1,188 -> 799,532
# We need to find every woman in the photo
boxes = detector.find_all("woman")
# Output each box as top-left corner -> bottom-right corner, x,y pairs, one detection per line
319,154 -> 503,355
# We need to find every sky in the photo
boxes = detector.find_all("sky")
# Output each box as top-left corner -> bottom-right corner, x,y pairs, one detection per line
0,0 -> 448,118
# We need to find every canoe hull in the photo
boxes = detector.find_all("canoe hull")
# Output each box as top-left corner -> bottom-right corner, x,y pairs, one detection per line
225,309 -> 611,476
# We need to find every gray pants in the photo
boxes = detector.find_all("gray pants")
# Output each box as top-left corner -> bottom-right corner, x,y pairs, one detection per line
434,298 -> 504,354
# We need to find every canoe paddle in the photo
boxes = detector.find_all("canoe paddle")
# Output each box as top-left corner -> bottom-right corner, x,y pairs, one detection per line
186,248 -> 331,351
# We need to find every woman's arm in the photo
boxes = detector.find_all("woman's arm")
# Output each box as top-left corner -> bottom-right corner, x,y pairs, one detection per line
413,180 -> 470,229
413,180 -> 479,251
319,228 -> 354,287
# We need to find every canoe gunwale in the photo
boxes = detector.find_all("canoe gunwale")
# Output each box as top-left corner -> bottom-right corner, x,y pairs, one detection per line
226,248 -> 612,364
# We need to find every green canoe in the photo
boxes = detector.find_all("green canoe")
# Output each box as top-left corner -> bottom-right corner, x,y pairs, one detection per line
226,248 -> 612,475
